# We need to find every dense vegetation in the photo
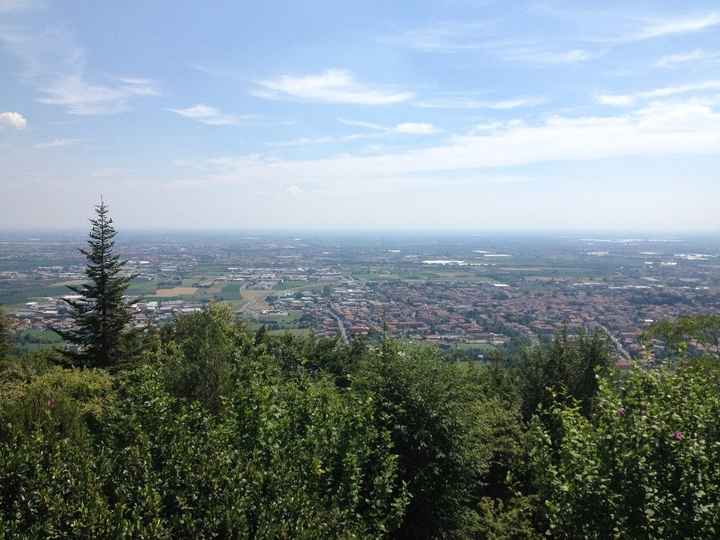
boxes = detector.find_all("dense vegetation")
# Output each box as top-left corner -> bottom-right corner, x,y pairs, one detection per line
2,303 -> 720,538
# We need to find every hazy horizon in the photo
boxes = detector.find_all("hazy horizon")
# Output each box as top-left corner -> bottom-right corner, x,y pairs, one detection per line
2,1 -> 720,231
1,226 -> 718,238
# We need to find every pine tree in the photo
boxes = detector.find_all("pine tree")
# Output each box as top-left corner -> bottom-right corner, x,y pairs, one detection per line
0,308 -> 11,357
56,199 -> 135,367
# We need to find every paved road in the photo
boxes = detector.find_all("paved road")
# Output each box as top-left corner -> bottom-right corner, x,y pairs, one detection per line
329,307 -> 349,344
598,324 -> 632,361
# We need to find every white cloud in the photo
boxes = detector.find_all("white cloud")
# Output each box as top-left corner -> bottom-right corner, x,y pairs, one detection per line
268,119 -> 438,147
499,47 -> 596,65
34,138 -> 81,148
251,69 -> 414,105
176,100 -> 720,191
415,96 -> 546,110
38,75 -> 160,115
168,104 -> 254,126
536,49 -> 592,63
656,49 -> 720,68
597,80 -> 720,107
379,22 -> 490,52
591,12 -> 720,44
337,118 -> 386,131
267,133 -> 379,147
596,95 -> 635,107
0,0 -> 39,12
633,13 -> 720,41
394,123 -> 437,135
339,118 -> 439,135
0,28 -> 159,115
0,111 -> 27,129
381,22 -> 598,66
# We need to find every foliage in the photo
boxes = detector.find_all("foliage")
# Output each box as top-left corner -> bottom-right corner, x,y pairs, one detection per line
55,200 -> 135,368
4,301 -> 720,538
0,366 -> 114,444
517,329 -> 611,420
0,309 -> 11,358
159,302 -> 249,412
643,314 -> 720,359
0,306 -> 409,538
353,340 -> 526,539
530,361 -> 720,539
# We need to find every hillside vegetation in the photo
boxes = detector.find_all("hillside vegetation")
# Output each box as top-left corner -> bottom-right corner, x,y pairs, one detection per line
1,304 -> 720,538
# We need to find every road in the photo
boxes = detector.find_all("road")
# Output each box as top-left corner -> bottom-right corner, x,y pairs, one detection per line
329,307 -> 349,344
598,324 -> 632,362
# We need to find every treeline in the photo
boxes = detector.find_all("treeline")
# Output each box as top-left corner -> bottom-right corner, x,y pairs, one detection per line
1,305 -> 720,538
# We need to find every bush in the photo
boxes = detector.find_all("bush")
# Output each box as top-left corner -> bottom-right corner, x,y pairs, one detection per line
530,361 -> 720,538
0,365 -> 114,444
353,341 -> 526,539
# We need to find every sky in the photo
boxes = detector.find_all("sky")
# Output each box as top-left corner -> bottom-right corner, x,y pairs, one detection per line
1,0 -> 720,231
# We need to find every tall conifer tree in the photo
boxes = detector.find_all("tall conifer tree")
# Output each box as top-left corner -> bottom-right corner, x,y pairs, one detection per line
0,308 -> 11,357
57,199 -> 134,367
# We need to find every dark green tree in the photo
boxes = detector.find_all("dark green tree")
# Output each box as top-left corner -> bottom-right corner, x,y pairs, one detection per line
56,200 -> 134,368
0,308 -> 11,357
518,329 -> 611,420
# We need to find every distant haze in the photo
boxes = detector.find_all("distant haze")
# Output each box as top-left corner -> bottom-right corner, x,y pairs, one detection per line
1,1 -> 720,231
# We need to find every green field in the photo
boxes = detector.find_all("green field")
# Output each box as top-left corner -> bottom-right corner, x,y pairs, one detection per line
14,328 -> 63,351
219,282 -> 243,300
0,284 -> 70,305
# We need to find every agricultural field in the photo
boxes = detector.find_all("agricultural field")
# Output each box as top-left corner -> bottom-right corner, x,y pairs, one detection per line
239,290 -> 271,311
154,287 -> 198,298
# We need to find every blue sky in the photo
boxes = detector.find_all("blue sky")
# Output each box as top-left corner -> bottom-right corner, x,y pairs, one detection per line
1,0 -> 720,231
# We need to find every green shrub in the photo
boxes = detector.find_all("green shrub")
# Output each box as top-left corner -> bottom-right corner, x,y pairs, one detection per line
531,362 -> 720,539
353,341 -> 526,539
0,366 -> 114,444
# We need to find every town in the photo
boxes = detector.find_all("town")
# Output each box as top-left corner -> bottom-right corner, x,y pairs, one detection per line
2,231 -> 718,360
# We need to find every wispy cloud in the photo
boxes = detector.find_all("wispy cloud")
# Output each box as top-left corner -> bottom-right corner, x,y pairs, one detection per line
535,49 -> 593,64
597,80 -> 720,106
251,69 -> 414,105
339,118 -> 439,134
596,95 -> 635,107
415,96 -> 546,110
38,75 -> 160,115
0,27 -> 159,114
266,133 -> 379,147
379,22 -> 490,52
656,49 -> 720,68
381,22 -> 597,65
0,0 -> 40,12
499,47 -> 596,64
632,12 -> 720,41
168,104 -> 255,126
386,12 -> 720,66
0,111 -> 27,129
34,137 -> 81,148
395,123 -> 437,135
268,119 -> 438,147
175,100 -> 720,192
